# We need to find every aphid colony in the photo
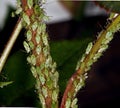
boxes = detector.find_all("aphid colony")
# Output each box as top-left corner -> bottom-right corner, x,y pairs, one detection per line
18,0 -> 59,107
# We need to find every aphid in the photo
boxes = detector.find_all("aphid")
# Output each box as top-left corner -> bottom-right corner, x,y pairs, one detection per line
85,42 -> 93,54
44,69 -> 49,77
65,98 -> 71,108
27,56 -> 31,63
87,59 -> 93,67
23,41 -> 30,53
36,66 -> 41,73
36,45 -> 41,55
98,45 -> 108,53
80,54 -> 86,62
26,30 -> 32,41
46,78 -> 53,89
41,23 -> 46,32
37,25 -> 42,35
42,86 -> 48,98
27,0 -> 33,9
43,47 -> 49,57
93,53 -> 102,62
23,13 -> 30,25
53,72 -> 59,88
39,94 -> 45,107
75,77 -> 84,92
42,33 -> 48,46
105,31 -> 112,39
40,63 -> 45,70
15,7 -> 22,15
71,98 -> 78,108
51,62 -> 57,73
32,21 -> 38,31
76,61 -> 80,70
45,56 -> 52,68
29,41 -> 34,50
35,34 -> 41,44
31,66 -> 37,78
39,73 -> 45,85
52,90 -> 58,101
30,54 -> 36,66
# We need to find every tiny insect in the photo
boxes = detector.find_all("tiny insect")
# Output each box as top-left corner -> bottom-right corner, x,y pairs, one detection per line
52,90 -> 58,101
23,13 -> 30,25
42,86 -> 48,98
35,34 -> 41,44
65,98 -> 71,108
27,0 -> 33,9
85,42 -> 93,54
26,30 -> 32,41
36,45 -> 41,55
23,41 -> 30,53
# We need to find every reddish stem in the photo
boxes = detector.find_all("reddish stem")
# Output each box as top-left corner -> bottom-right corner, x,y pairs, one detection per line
60,71 -> 80,108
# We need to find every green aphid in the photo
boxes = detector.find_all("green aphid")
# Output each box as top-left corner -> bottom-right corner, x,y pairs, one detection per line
51,62 -> 57,73
45,56 -> 52,68
35,34 -> 41,44
87,59 -> 93,67
44,69 -> 49,77
27,56 -> 31,63
65,98 -> 71,108
42,34 -> 48,46
85,42 -> 93,54
105,31 -> 112,39
98,45 -> 108,53
27,0 -> 33,9
39,94 -> 45,107
46,79 -> 53,89
93,53 -> 102,62
53,72 -> 59,88
40,63 -> 45,70
23,41 -> 30,53
36,66 -> 41,73
71,98 -> 78,108
29,41 -> 34,50
31,54 -> 36,66
23,13 -> 30,25
36,45 -> 41,55
32,21 -> 38,31
42,86 -> 48,98
26,30 -> 32,41
39,73 -> 45,85
52,90 -> 58,101
37,25 -> 42,35
43,47 -> 49,57
34,5 -> 41,15
31,66 -> 37,78
41,23 -> 46,32
15,7 -> 22,15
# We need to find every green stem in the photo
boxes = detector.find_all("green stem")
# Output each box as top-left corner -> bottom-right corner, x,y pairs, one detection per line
60,14 -> 120,108
0,18 -> 22,73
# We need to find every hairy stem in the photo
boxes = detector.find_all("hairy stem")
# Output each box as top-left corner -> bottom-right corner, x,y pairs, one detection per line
0,18 -> 22,73
60,14 -> 120,108
20,0 -> 59,107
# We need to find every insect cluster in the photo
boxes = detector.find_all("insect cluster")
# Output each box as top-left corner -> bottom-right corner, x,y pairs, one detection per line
16,0 -> 59,108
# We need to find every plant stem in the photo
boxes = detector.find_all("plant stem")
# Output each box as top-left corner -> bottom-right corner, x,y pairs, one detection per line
0,18 -> 22,73
60,15 -> 120,108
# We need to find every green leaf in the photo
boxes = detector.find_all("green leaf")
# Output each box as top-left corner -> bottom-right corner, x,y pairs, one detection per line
0,81 -> 13,88
97,1 -> 120,13
0,51 -> 35,106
